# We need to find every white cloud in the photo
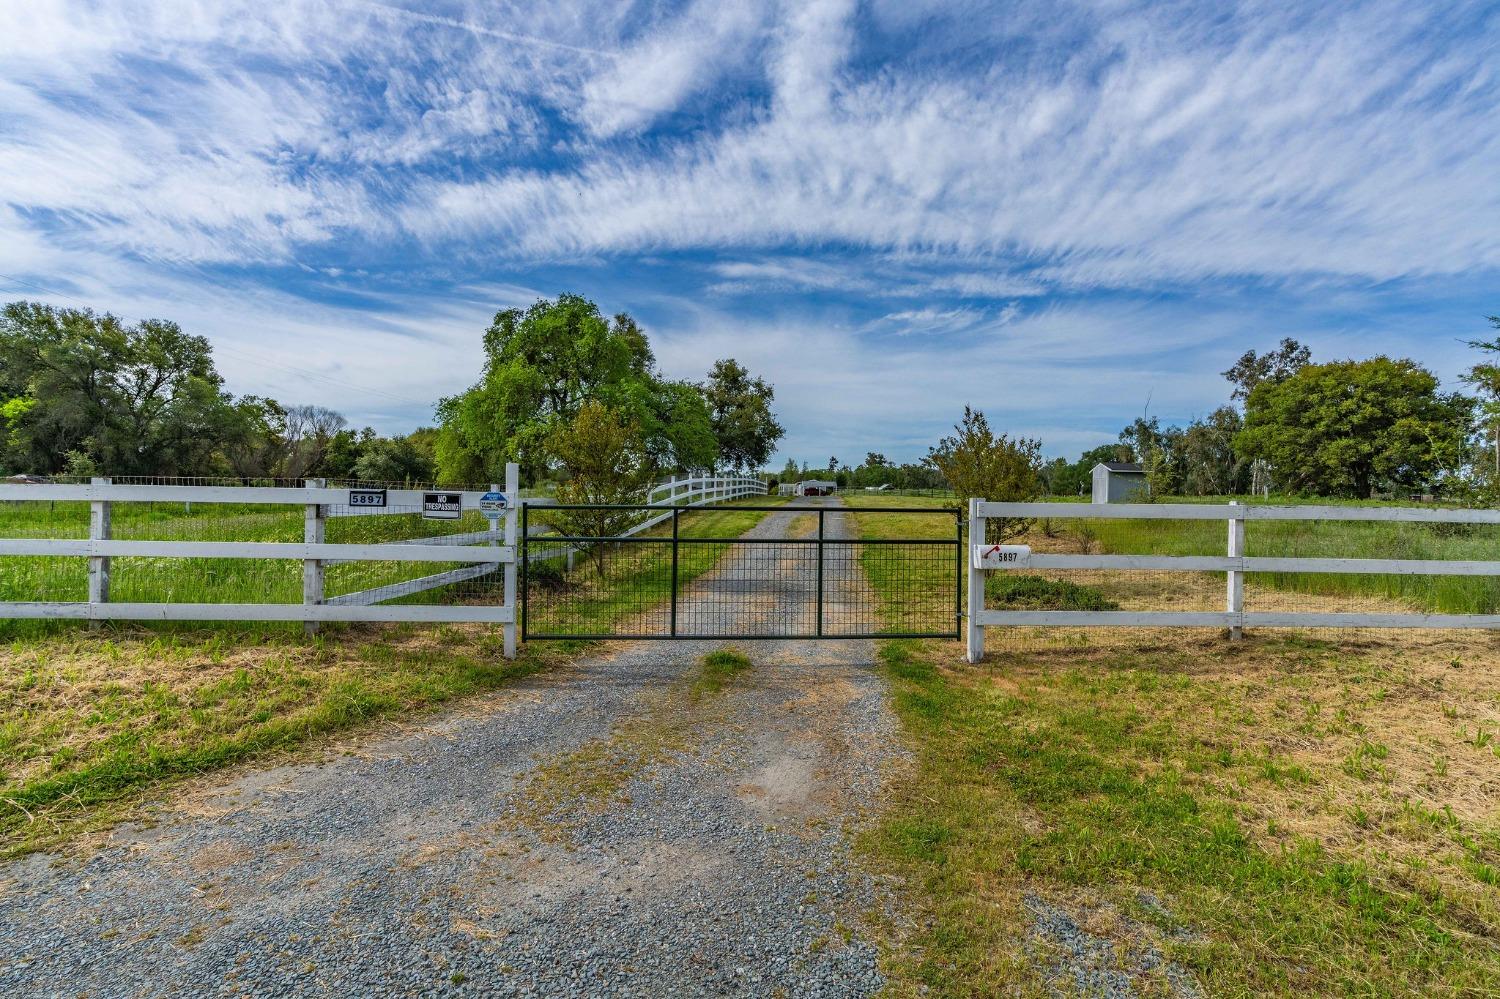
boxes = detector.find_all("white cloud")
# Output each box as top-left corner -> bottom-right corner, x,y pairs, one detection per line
577,0 -> 768,136
1,0 -> 1495,462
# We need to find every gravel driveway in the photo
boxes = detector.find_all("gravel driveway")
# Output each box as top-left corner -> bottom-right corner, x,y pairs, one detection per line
0,498 -> 904,998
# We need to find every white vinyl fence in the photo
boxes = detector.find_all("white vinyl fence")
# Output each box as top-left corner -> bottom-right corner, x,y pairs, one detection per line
967,498 -> 1500,662
0,465 -> 523,655
0,469 -> 766,654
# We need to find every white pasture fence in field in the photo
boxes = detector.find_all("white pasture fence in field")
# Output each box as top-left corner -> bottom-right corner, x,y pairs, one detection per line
966,498 -> 1500,662
0,469 -> 765,655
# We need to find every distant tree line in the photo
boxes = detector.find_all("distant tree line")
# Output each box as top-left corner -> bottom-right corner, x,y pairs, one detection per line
1040,329 -> 1497,501
772,452 -> 947,492
0,301 -> 438,483
0,295 -> 786,501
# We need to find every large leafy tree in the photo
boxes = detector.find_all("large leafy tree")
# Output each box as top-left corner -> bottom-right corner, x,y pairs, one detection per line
703,358 -> 784,472
1236,357 -> 1470,497
436,295 -> 656,482
1178,406 -> 1248,496
549,401 -> 655,562
435,295 -> 742,482
0,301 -> 239,476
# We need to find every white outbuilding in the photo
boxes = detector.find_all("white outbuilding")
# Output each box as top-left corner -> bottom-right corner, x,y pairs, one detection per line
1091,462 -> 1148,503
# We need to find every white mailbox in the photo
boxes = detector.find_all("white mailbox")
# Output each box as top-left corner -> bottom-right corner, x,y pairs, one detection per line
972,544 -> 1032,570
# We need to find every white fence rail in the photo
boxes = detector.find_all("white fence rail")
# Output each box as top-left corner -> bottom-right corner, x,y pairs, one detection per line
967,498 -> 1500,663
0,465 -> 522,655
523,474 -> 768,570
0,469 -> 767,649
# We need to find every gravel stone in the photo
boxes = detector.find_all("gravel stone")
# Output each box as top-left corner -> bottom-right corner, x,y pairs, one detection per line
0,499 -> 901,998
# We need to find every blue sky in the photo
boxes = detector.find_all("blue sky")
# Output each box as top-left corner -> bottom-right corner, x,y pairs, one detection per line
1,0 -> 1497,467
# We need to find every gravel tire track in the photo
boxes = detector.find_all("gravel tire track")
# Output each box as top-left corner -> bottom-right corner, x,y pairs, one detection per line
0,497 -> 904,998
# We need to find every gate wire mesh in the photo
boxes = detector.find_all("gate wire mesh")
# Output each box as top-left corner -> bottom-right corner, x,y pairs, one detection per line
979,511 -> 1500,656
521,503 -> 960,640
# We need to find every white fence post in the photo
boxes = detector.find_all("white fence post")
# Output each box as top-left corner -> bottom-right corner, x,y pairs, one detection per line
967,496 -> 986,663
503,462 -> 518,660
303,479 -> 325,636
88,476 -> 111,631
1227,500 -> 1245,641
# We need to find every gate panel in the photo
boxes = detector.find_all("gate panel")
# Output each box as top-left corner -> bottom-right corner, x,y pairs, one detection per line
521,503 -> 960,641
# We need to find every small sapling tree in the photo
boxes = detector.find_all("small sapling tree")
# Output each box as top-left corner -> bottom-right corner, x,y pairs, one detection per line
928,406 -> 1043,542
548,401 -> 654,573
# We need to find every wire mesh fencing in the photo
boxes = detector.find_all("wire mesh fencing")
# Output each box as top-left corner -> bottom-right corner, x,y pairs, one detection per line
521,504 -> 961,640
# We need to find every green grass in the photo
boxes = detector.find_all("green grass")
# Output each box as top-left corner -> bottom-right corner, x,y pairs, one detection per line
986,574 -> 1119,610
694,647 -> 753,695
1082,513 -> 1500,614
845,490 -> 1500,615
842,495 -> 962,635
0,496 -> 787,851
0,500 -> 554,639
0,626 -> 576,855
866,638 -> 1500,996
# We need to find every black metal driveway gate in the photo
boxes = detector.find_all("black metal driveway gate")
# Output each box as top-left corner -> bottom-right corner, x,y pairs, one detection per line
520,503 -> 961,641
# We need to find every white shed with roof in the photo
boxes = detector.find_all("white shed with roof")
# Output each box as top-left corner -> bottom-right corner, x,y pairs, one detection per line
1092,462 -> 1148,503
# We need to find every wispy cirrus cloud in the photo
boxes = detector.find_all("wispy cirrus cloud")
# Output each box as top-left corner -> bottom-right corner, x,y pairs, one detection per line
1,0 -> 1496,459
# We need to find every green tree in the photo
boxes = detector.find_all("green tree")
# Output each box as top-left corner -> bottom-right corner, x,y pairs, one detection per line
221,396 -> 289,478
352,434 -> 437,484
1223,337 -> 1311,403
0,301 -> 240,475
435,295 -> 656,482
1236,357 -> 1471,497
1460,315 -> 1500,487
1178,407 -> 1247,496
634,379 -> 718,473
704,358 -> 784,472
927,406 -> 1042,542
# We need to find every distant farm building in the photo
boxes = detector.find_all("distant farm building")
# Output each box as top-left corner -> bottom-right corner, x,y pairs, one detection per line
794,479 -> 838,497
1092,462 -> 1148,503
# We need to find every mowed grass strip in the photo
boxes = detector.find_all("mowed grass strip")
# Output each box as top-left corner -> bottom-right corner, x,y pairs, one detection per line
864,635 -> 1500,996
842,494 -> 961,634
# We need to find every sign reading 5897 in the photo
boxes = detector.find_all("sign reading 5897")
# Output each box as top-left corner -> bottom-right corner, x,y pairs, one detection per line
972,544 -> 1032,570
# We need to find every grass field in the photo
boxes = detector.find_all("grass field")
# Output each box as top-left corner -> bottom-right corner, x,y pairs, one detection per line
844,491 -> 1500,615
0,499 -> 547,639
845,494 -> 1500,994
0,496 -> 787,854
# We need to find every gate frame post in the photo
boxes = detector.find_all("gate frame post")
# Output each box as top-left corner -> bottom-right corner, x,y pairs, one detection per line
669,506 -> 681,637
1227,500 -> 1245,641
503,462 -> 518,659
88,476 -> 111,631
815,507 -> 825,637
303,478 -> 325,637
966,497 -> 986,663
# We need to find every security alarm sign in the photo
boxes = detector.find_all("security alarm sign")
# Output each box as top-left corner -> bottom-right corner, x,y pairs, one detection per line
422,492 -> 463,520
972,544 -> 1032,570
478,491 -> 508,520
